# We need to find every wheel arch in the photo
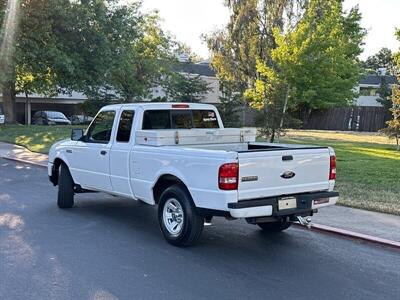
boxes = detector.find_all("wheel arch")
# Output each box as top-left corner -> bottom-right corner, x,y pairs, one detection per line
50,158 -> 67,186
152,174 -> 192,205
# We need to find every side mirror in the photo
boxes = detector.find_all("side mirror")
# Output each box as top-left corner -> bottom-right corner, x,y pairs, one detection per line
71,128 -> 84,141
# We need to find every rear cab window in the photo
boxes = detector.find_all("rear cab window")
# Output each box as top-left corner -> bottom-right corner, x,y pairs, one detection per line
142,109 -> 219,130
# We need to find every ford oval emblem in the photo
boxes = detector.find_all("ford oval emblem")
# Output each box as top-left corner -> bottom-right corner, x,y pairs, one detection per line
281,171 -> 295,179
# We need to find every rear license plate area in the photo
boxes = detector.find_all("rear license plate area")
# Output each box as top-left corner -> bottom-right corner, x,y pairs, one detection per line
278,197 -> 297,210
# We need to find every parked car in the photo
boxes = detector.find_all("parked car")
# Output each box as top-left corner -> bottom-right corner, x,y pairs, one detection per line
32,111 -> 71,125
69,114 -> 93,125
48,103 -> 338,246
0,106 -> 4,124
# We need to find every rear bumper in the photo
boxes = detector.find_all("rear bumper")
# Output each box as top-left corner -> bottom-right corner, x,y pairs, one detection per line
228,191 -> 339,218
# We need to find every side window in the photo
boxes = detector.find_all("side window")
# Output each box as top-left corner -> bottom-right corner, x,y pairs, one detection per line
86,110 -> 115,143
116,110 -> 135,142
193,110 -> 219,128
142,110 -> 171,129
171,110 -> 193,129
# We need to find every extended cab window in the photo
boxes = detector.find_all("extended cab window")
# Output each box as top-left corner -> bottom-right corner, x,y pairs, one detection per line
142,109 -> 220,129
116,110 -> 135,142
86,110 -> 115,143
143,110 -> 171,129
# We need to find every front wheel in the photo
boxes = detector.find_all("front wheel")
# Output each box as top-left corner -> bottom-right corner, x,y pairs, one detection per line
158,185 -> 204,247
257,220 -> 291,232
57,163 -> 75,209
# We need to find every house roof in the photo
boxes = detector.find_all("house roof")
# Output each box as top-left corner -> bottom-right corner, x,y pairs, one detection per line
359,74 -> 398,85
175,63 -> 216,77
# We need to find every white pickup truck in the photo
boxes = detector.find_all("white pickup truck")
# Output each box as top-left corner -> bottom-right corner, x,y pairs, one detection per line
48,103 -> 338,246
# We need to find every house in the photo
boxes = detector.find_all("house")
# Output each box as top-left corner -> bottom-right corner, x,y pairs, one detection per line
354,73 -> 398,107
150,60 -> 220,104
0,62 -> 220,124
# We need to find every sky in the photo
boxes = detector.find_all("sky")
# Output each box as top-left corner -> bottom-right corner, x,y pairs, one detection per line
134,0 -> 400,60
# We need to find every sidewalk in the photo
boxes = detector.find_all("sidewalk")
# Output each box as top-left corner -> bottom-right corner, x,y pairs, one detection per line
0,142 -> 48,167
1,142 -> 399,244
312,205 -> 400,242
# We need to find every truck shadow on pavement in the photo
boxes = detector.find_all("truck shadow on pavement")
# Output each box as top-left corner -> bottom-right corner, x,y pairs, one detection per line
58,193 -> 296,250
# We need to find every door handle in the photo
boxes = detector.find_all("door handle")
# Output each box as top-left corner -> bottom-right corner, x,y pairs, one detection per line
282,155 -> 293,161
100,150 -> 107,155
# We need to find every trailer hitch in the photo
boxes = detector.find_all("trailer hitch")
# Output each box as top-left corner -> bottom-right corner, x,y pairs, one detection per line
296,216 -> 312,229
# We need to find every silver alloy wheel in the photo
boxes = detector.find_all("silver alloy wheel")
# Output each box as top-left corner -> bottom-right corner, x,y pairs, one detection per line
163,198 -> 184,236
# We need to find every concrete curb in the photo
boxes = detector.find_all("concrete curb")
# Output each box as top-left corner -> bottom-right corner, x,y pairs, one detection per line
0,156 -> 47,168
294,223 -> 400,250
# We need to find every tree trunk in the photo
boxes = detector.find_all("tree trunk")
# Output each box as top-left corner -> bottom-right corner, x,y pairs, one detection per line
270,128 -> 275,143
277,84 -> 290,142
2,82 -> 16,124
279,84 -> 290,129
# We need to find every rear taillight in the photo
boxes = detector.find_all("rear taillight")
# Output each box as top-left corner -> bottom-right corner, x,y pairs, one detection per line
329,155 -> 336,180
218,163 -> 239,190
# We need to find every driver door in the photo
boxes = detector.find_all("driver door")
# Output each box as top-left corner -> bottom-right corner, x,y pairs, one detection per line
69,110 -> 116,192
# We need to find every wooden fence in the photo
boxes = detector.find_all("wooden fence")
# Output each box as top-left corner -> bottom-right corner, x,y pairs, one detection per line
304,107 -> 390,132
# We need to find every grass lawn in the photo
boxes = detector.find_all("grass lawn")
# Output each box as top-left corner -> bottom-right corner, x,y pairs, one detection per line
282,130 -> 400,215
0,126 -> 399,215
0,125 -> 78,154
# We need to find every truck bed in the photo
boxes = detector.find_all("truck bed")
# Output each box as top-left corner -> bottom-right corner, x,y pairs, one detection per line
166,141 -> 333,201
182,142 -> 327,153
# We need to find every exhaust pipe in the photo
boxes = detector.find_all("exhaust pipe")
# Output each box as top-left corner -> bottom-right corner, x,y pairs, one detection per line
297,216 -> 312,229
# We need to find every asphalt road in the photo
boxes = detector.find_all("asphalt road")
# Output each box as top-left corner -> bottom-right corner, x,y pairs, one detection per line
0,158 -> 399,300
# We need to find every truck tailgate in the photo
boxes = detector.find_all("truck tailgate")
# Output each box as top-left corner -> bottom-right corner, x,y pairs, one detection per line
238,148 -> 331,200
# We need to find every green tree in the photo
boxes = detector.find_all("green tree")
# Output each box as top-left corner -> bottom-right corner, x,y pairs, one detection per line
381,85 -> 400,150
217,81 -> 243,127
207,0 -> 298,141
363,47 -> 397,75
0,0 -> 116,123
271,0 -> 365,122
0,1 -> 177,122
207,0 -> 364,141
381,30 -> 400,151
376,74 -> 392,110
164,71 -> 211,103
107,9 -> 176,102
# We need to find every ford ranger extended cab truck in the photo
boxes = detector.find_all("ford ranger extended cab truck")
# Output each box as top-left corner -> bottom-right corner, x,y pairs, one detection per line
48,103 -> 339,246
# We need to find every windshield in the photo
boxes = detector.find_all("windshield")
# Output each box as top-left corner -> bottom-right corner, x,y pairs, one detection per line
46,111 -> 67,119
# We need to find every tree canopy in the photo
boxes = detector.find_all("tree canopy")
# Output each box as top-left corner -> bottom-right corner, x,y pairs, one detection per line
0,0 -> 187,123
163,71 -> 211,103
207,0 -> 365,141
381,29 -> 400,150
363,47 -> 397,75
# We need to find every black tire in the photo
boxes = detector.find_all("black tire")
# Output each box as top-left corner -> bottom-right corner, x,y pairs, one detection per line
57,163 -> 75,209
158,185 -> 204,247
257,221 -> 291,232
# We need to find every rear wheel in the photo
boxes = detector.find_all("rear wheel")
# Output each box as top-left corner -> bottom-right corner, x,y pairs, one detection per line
57,163 -> 75,209
158,185 -> 204,247
257,220 -> 291,232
